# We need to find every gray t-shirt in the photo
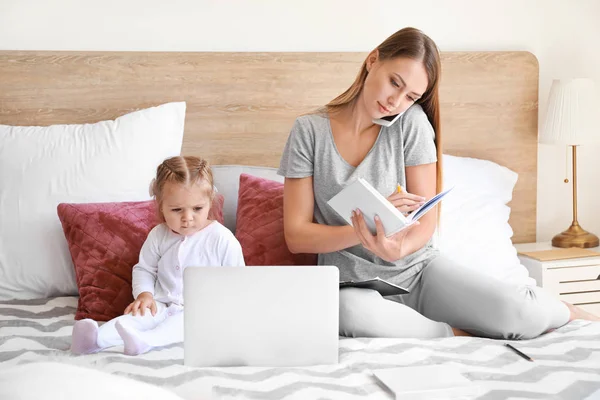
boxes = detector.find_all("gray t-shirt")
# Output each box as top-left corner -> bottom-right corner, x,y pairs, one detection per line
277,104 -> 440,290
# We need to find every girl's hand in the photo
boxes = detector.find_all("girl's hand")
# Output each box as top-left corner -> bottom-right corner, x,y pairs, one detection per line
351,209 -> 419,262
387,188 -> 426,215
124,292 -> 157,317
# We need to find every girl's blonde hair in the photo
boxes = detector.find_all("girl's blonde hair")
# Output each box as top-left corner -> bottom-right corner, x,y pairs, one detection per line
150,156 -> 214,222
325,27 -> 443,196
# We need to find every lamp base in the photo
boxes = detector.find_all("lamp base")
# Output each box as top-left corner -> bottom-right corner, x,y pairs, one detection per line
552,222 -> 600,248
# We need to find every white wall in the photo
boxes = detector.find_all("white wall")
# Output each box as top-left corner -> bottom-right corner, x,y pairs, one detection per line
2,0 -> 599,243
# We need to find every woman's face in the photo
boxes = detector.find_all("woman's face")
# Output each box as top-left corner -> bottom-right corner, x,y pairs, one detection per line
362,54 -> 429,119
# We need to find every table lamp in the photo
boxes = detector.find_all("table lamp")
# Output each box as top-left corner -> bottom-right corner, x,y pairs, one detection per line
540,78 -> 599,248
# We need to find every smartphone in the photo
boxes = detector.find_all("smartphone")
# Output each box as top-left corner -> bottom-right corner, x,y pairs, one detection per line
372,112 -> 404,127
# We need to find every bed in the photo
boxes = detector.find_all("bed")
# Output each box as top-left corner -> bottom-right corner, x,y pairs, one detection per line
1,50 -> 599,399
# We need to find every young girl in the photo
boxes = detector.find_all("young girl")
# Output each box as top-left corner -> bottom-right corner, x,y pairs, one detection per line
71,156 -> 245,355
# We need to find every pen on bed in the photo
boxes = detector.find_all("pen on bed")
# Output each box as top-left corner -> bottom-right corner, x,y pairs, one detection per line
505,343 -> 534,362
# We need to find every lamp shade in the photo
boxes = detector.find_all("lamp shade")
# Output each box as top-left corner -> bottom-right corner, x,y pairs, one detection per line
540,78 -> 599,145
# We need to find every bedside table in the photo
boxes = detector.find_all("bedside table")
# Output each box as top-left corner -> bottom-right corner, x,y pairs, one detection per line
515,242 -> 600,316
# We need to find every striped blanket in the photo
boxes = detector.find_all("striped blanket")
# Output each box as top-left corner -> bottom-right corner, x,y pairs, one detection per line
1,296 -> 599,399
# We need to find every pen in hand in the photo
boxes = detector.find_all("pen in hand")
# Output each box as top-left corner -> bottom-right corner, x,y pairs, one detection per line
397,183 -> 403,194
505,343 -> 534,362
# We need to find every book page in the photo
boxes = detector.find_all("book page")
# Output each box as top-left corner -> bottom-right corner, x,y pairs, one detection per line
408,187 -> 454,222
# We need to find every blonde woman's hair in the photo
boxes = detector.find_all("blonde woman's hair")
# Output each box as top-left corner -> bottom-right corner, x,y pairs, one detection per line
150,156 -> 214,222
325,27 -> 443,196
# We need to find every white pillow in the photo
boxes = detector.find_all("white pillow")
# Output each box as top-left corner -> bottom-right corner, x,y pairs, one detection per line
437,154 -> 535,286
0,102 -> 186,300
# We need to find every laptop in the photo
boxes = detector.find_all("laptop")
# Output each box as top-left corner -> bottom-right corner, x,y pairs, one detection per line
183,265 -> 339,367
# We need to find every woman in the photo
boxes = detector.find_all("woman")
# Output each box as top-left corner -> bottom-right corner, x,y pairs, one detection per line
277,27 -> 598,340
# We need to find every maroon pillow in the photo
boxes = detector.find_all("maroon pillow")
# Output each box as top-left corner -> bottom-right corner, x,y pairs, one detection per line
57,195 -> 224,321
235,174 -> 317,266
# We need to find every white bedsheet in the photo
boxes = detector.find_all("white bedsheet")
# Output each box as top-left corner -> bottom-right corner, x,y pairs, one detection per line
1,297 -> 599,400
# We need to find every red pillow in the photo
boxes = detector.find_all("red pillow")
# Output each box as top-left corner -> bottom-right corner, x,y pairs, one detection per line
57,195 -> 224,321
235,174 -> 317,266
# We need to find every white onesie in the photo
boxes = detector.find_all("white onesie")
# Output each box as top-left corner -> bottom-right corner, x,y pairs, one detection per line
95,221 -> 245,350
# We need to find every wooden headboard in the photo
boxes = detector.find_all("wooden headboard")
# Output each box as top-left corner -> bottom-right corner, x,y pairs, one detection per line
0,51 -> 538,243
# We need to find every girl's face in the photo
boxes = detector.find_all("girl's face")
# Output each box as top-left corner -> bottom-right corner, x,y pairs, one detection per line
160,181 -> 212,236
362,54 -> 429,120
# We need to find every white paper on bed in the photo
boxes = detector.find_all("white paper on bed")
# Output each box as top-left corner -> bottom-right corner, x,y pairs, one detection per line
0,102 -> 186,300
372,365 -> 481,399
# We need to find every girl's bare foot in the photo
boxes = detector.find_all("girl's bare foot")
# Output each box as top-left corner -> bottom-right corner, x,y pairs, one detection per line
563,301 -> 600,322
452,327 -> 472,337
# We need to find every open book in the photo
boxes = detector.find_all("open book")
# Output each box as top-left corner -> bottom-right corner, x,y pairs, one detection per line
327,178 -> 453,237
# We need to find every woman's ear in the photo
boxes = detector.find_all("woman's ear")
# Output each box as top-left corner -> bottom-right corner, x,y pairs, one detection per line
366,49 -> 379,72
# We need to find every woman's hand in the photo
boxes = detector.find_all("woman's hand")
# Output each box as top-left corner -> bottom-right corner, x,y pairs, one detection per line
351,209 -> 419,262
124,292 -> 157,317
386,188 -> 426,215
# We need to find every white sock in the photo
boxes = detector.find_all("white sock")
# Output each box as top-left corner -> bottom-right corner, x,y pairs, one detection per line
115,321 -> 152,356
71,319 -> 102,354
116,311 -> 184,356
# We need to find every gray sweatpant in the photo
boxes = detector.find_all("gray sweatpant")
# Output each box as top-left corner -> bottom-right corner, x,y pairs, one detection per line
339,255 -> 571,340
